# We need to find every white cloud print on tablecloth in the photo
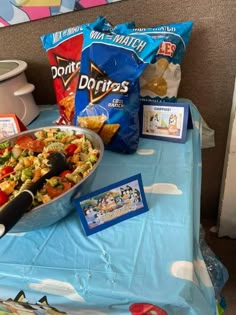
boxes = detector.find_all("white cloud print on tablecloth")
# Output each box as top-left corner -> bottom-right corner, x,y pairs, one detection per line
171,259 -> 212,287
8,232 -> 26,237
29,279 -> 84,302
144,183 -> 182,195
136,149 -> 155,155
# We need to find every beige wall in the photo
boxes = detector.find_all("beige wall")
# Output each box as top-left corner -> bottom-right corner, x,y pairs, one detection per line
0,0 -> 235,219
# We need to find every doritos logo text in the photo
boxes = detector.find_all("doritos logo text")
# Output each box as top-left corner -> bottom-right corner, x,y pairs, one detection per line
51,55 -> 81,89
78,62 -> 129,103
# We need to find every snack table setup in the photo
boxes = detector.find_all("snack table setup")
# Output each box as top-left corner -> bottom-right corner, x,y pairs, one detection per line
0,101 -> 218,315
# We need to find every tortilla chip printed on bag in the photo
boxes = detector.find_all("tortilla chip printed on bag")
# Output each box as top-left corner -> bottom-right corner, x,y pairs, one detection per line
78,115 -> 107,133
114,21 -> 193,103
40,16 -> 111,125
74,27 -> 164,153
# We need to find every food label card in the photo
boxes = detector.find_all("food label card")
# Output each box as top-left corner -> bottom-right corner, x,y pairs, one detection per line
0,114 -> 27,139
74,174 -> 148,236
140,101 -> 193,143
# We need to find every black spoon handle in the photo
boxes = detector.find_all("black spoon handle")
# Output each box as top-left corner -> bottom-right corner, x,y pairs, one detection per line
0,169 -> 58,237
0,152 -> 68,238
28,169 -> 57,194
0,190 -> 34,237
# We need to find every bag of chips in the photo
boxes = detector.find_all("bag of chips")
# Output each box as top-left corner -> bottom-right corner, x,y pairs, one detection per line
74,27 -> 164,153
40,16 -> 111,125
114,21 -> 193,103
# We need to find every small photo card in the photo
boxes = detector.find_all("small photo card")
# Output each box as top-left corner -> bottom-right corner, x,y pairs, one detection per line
140,101 -> 193,143
0,114 -> 26,139
74,174 -> 148,236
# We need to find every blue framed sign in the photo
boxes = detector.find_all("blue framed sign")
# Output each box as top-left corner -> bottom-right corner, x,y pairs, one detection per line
74,174 -> 149,236
140,101 -> 193,143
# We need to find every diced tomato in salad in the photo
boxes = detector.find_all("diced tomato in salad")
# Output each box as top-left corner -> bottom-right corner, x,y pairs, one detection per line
0,166 -> 14,177
0,147 -> 12,155
45,176 -> 73,198
0,190 -> 8,206
66,143 -> 77,156
59,170 -> 72,177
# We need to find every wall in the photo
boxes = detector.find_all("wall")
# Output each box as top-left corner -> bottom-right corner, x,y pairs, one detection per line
0,0 -> 235,219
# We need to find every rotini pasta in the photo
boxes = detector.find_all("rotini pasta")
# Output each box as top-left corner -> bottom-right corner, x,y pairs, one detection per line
0,128 -> 100,211
46,142 -> 65,152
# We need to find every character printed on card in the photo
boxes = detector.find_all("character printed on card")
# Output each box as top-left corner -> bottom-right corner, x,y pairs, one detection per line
0,291 -> 66,315
0,292 -> 169,315
149,113 -> 160,133
83,180 -> 143,227
168,113 -> 179,136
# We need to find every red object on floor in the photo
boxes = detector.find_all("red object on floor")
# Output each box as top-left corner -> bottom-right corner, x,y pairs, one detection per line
129,302 -> 168,315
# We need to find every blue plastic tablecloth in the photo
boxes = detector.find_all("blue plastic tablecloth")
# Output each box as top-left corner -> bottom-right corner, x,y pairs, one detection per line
0,102 -> 217,315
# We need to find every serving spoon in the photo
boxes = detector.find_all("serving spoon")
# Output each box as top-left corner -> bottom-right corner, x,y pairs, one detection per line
0,152 -> 69,238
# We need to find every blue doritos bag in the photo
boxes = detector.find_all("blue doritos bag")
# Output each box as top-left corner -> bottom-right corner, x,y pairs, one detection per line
74,27 -> 164,153
114,21 -> 193,103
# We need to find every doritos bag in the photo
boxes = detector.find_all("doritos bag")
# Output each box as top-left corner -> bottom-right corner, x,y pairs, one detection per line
74,27 -> 164,153
114,21 -> 193,103
40,16 -> 111,125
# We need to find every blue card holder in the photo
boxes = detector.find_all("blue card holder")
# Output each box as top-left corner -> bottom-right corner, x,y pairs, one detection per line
140,100 -> 193,143
74,174 -> 149,236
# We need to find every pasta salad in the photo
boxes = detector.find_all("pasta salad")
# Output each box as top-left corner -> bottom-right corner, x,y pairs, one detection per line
0,128 -> 100,210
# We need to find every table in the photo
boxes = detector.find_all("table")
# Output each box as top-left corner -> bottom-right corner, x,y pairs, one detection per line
0,101 -> 217,315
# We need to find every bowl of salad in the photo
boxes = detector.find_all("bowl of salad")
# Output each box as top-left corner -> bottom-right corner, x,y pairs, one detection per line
0,126 -> 104,233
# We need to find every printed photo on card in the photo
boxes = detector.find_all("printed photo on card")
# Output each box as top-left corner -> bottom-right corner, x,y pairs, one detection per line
74,174 -> 148,235
0,117 -> 18,139
140,101 -> 192,143
0,114 -> 27,139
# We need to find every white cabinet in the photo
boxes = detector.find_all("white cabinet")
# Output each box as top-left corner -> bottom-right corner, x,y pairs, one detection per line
218,78 -> 236,237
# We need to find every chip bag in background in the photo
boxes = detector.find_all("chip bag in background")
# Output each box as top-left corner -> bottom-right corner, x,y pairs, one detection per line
40,16 -> 111,125
114,21 -> 193,103
74,27 -> 164,153
114,21 -> 136,29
